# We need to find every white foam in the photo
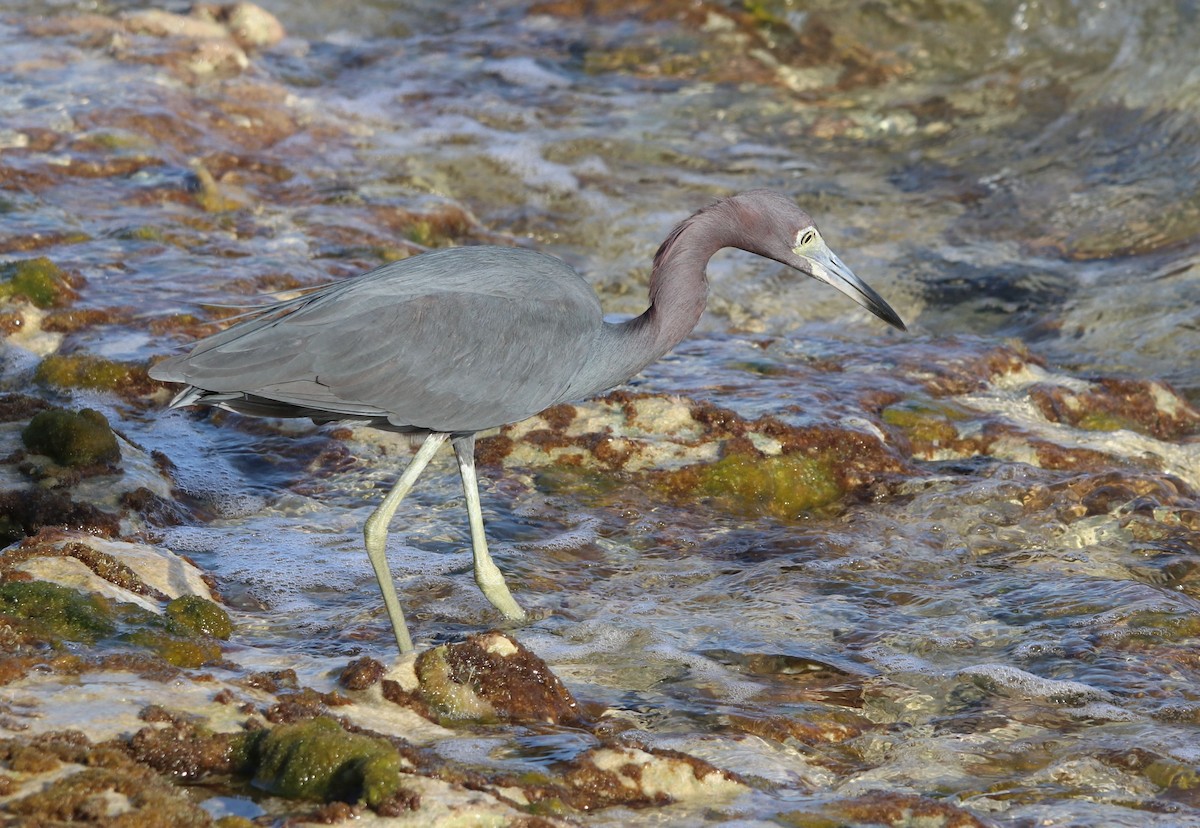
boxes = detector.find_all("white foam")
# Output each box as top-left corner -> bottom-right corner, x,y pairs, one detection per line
147,414 -> 266,518
518,517 -> 600,551
485,137 -> 578,193
958,663 -> 1113,705
484,56 -> 569,89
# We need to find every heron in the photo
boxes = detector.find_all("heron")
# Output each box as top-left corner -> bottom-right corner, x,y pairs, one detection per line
150,190 -> 906,654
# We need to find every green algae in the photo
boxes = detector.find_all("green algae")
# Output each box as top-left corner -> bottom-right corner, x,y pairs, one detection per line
165,594 -> 234,640
127,629 -> 223,668
685,452 -> 843,519
34,353 -> 147,393
250,716 -> 405,807
882,400 -> 963,448
1075,410 -> 1142,433
21,407 -> 121,467
0,580 -> 117,644
414,644 -> 497,722
1144,758 -> 1200,791
0,573 -> 228,664
0,257 -> 75,308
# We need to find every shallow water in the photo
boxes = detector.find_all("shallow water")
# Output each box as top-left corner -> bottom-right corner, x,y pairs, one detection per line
2,0 -> 1199,824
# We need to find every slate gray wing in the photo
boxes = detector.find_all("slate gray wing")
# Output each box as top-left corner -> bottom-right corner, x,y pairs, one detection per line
151,247 -> 604,433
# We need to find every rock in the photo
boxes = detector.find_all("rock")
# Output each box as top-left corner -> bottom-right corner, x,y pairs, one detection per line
0,257 -> 79,308
1029,378 -> 1200,441
192,3 -> 286,49
33,353 -> 155,397
413,631 -> 583,725
249,716 -> 409,808
555,744 -> 746,808
121,9 -> 229,41
21,407 -> 120,467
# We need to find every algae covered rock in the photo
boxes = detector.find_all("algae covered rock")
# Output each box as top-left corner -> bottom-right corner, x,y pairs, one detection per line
414,631 -> 582,725
21,407 -> 121,467
0,580 -> 118,644
0,257 -> 79,308
33,353 -> 153,396
165,594 -> 234,640
251,716 -> 408,808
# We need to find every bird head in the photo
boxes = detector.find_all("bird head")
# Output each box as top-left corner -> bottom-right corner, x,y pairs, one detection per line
729,190 -> 907,331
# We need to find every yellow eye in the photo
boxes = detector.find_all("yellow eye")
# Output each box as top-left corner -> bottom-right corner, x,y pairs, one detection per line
798,230 -> 816,246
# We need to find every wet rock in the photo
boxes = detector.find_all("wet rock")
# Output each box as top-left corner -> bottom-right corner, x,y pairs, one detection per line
0,574 -> 229,669
657,420 -> 904,518
34,352 -> 155,396
119,486 -> 190,527
2,732 -> 212,826
1029,378 -> 1200,441
0,489 -> 121,545
165,594 -> 233,640
477,393 -> 906,519
554,744 -> 746,809
120,9 -> 229,41
126,628 -> 224,669
263,687 -> 353,724
413,631 -> 583,725
3,534 -> 219,607
3,538 -> 168,603
881,399 -> 969,457
0,394 -> 50,422
21,407 -> 121,467
249,716 -> 409,808
0,580 -> 118,645
191,3 -> 287,50
827,791 -> 988,828
0,257 -> 80,308
339,656 -> 387,691
128,716 -> 257,779
40,306 -> 134,334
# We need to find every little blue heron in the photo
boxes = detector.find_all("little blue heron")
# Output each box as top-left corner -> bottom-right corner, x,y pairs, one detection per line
150,190 -> 906,654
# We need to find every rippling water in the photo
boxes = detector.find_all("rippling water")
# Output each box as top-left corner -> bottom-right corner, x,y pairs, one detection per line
2,0 -> 1199,824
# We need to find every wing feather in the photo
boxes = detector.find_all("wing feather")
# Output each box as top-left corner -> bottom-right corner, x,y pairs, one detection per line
151,246 -> 603,432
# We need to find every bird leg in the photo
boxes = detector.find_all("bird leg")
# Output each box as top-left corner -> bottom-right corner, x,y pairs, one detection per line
452,434 -> 527,621
363,431 -> 448,654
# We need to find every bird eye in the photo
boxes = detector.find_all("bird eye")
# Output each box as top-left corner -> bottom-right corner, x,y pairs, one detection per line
798,230 -> 816,246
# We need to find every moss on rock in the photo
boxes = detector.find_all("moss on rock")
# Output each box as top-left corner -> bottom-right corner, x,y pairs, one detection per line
0,256 -> 78,308
0,580 -> 118,644
665,451 -> 844,519
882,399 -> 963,453
165,594 -> 234,640
414,631 -> 582,725
127,629 -> 224,668
34,353 -> 153,395
251,716 -> 405,807
21,407 -> 121,467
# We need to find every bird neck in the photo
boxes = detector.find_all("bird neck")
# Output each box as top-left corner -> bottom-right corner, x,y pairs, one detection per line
638,197 -> 752,358
567,201 -> 740,401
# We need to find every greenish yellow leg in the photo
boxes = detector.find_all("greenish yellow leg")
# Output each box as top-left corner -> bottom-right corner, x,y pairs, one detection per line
452,434 -> 527,621
363,432 -> 447,654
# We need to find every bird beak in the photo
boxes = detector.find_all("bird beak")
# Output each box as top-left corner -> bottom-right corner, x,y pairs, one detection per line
798,242 -> 907,331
